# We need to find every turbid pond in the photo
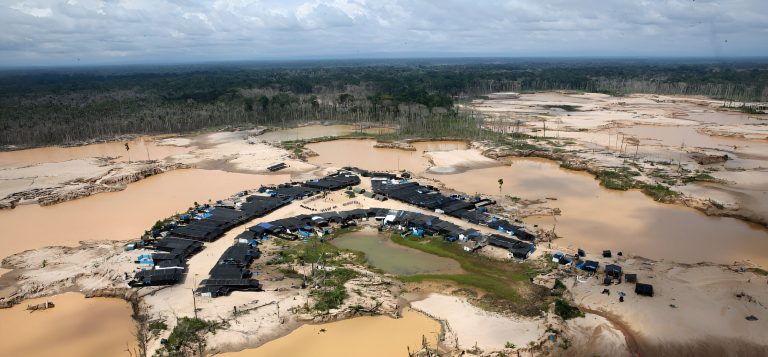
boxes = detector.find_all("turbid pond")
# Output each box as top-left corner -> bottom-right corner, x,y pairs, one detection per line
331,229 -> 462,275
219,308 -> 439,357
0,169 -> 289,260
0,292 -> 135,357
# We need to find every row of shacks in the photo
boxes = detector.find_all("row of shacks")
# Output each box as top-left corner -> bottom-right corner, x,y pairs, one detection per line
369,176 -> 536,258
566,254 -> 654,297
243,207 -> 536,262
128,171 -> 361,291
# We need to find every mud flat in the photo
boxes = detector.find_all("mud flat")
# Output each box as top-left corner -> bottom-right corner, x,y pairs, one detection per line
0,136 -> 191,169
307,139 -> 468,173
0,169 -> 288,260
0,292 -> 135,357
218,308 -> 440,357
470,91 -> 768,227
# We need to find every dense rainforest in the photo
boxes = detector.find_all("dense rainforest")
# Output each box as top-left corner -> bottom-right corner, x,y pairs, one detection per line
1,58 -> 766,147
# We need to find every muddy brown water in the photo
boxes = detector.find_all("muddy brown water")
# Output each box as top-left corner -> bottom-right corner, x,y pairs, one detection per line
308,140 -> 768,265
218,308 -> 439,357
425,159 -> 768,266
0,292 -> 135,357
307,139 -> 468,173
0,169 -> 289,260
331,230 -> 462,275
0,137 -> 190,168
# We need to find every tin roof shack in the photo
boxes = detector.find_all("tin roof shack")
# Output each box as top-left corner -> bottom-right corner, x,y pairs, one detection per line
303,172 -> 360,191
267,162 -> 288,172
635,283 -> 654,297
151,237 -> 203,261
625,273 -> 638,283
197,279 -> 262,297
578,260 -> 600,273
605,264 -> 623,279
130,269 -> 184,287
487,234 -> 535,259
241,196 -> 290,217
196,242 -> 262,297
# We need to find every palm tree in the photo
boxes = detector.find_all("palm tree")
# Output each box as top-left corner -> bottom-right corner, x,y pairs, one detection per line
497,178 -> 504,198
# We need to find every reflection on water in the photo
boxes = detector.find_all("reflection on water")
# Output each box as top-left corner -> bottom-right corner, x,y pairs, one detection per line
219,309 -> 439,357
425,159 -> 768,266
307,139 -> 467,173
0,169 -> 288,260
0,292 -> 135,357
331,230 -> 461,275
0,137 -> 190,168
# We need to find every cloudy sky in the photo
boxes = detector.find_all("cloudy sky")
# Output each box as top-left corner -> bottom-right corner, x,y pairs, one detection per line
1,0 -> 767,67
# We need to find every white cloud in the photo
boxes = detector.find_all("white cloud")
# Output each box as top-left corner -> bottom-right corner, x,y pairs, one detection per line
0,0 -> 766,66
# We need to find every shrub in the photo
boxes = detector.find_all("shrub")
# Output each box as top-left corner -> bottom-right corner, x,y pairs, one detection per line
554,299 -> 584,320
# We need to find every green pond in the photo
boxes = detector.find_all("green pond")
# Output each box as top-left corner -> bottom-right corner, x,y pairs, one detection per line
331,231 -> 461,275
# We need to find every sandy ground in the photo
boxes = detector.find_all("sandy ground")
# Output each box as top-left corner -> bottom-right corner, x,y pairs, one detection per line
425,148 -> 500,174
411,293 -> 545,351
559,254 -> 768,356
553,313 -> 632,357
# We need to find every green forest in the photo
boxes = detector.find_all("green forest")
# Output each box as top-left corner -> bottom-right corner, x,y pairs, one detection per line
1,59 -> 766,147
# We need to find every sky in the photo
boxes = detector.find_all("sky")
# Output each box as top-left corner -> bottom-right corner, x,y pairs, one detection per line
1,0 -> 767,67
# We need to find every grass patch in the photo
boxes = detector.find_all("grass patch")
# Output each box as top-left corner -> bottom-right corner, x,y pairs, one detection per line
392,234 -> 549,316
682,173 -> 719,183
642,184 -> 679,203
748,268 -> 768,276
148,320 -> 168,332
161,317 -> 222,356
312,267 -> 358,311
597,167 -> 641,190
739,105 -> 766,115
554,299 -> 585,320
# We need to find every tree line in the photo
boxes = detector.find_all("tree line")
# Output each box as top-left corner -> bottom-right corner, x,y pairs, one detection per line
0,59 -> 766,147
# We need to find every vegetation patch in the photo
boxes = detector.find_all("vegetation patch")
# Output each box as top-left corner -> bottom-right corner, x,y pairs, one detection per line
596,167 -> 641,190
554,299 -> 585,320
312,268 -> 358,311
642,183 -> 680,203
392,234 -> 550,316
682,173 -> 720,184
161,317 -> 223,356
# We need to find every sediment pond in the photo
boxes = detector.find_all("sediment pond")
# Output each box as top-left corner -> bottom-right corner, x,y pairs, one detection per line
0,292 -> 135,357
426,159 -> 768,266
0,169 -> 288,260
331,230 -> 462,275
219,308 -> 440,357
